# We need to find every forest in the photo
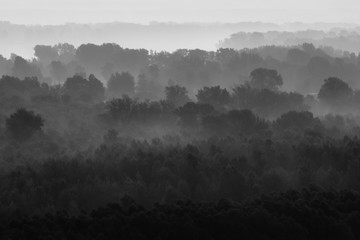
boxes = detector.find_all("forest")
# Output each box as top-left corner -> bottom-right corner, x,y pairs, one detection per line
1,42 -> 360,239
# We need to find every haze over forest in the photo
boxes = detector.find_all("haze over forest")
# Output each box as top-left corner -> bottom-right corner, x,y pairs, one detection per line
2,0 -> 360,238
1,21 -> 360,58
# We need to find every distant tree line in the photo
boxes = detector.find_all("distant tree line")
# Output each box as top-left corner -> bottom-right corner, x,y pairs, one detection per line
2,42 -> 360,96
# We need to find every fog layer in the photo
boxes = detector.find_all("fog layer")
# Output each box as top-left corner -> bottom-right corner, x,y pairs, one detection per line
0,21 -> 358,58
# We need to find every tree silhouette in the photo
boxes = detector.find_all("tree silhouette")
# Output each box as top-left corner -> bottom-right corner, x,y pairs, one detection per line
165,85 -> 190,107
34,45 -> 59,63
248,68 -> 283,91
49,61 -> 67,84
12,56 -> 43,80
196,86 -> 230,110
274,111 -> 321,132
63,74 -> 105,103
6,108 -> 44,140
107,72 -> 135,98
318,77 -> 353,106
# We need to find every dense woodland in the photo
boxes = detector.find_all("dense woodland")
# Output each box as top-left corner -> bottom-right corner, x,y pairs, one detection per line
2,42 -> 360,94
1,43 -> 360,238
2,188 -> 360,239
219,29 -> 360,54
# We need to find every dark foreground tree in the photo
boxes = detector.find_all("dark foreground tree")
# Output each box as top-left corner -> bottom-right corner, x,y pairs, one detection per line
6,108 -> 44,140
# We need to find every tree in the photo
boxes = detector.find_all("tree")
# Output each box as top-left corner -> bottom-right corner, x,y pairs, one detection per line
147,64 -> 160,81
106,96 -> 136,123
6,108 -> 44,140
34,45 -> 59,63
202,109 -> 268,136
55,43 -> 76,63
165,85 -> 190,107
226,109 -> 268,135
231,84 -> 308,118
248,68 -> 283,91
63,74 -> 105,103
307,57 -> 332,79
88,74 -> 106,102
274,111 -> 322,132
49,61 -> 67,84
12,56 -> 43,80
135,73 -> 164,100
107,72 -> 135,98
318,77 -> 353,106
175,102 -> 215,127
286,48 -> 310,66
196,86 -> 230,110
101,62 -> 114,81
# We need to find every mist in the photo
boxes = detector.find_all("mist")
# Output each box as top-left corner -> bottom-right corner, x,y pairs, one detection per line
2,0 -> 360,238
1,21 -> 359,59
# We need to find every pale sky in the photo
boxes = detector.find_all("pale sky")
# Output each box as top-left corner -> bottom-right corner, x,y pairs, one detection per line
0,0 -> 360,24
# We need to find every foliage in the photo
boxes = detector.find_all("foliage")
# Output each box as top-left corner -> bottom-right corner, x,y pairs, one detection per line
63,74 -> 105,103
196,86 -> 231,111
107,72 -> 135,98
318,77 -> 353,107
2,43 -> 360,237
165,85 -> 191,107
5,108 -> 44,140
248,68 -> 283,91
2,188 -> 360,239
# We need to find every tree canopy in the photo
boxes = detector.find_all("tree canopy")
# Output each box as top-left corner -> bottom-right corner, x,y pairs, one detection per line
6,108 -> 44,140
107,72 -> 135,98
318,77 -> 353,106
248,68 -> 283,91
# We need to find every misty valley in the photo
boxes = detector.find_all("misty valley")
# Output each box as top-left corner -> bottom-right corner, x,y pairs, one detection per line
0,42 -> 360,239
